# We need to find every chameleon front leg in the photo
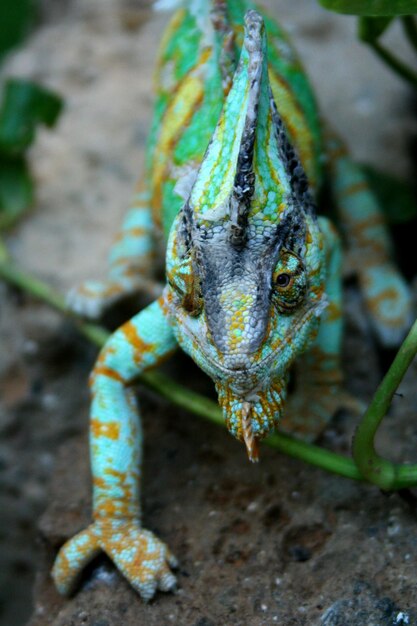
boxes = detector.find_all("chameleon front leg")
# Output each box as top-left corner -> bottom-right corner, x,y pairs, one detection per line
281,217 -> 360,440
326,131 -> 412,347
52,295 -> 178,600
67,186 -> 163,318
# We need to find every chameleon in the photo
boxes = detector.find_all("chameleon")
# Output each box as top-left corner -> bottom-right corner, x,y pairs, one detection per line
52,0 -> 411,601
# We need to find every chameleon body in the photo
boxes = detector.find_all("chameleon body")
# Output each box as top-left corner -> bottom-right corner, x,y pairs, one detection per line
55,0 -> 411,600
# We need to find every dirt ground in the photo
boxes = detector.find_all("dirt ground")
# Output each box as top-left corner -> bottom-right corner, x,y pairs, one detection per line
1,1 -> 417,625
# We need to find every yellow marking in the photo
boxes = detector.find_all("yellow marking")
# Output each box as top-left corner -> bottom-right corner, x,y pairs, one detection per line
266,107 -> 286,194
154,8 -> 187,90
151,49 -> 210,226
269,70 -> 316,188
198,106 -> 232,207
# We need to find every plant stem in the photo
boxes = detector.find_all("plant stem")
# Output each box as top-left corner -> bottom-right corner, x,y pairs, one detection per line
402,16 -> 417,55
353,318 -> 417,490
0,238 -> 9,263
0,250 -> 364,482
142,369 -> 364,481
368,40 -> 417,88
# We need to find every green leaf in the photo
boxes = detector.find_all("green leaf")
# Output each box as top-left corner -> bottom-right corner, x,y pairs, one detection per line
0,0 -> 34,58
0,156 -> 33,230
319,0 -> 417,16
0,79 -> 63,156
358,16 -> 393,41
361,164 -> 417,224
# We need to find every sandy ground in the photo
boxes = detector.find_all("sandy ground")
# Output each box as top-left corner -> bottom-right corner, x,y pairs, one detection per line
1,1 -> 417,624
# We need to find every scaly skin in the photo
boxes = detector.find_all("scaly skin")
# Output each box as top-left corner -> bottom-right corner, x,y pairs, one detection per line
56,0 -> 412,600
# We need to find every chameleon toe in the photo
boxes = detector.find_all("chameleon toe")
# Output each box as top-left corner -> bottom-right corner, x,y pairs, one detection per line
52,526 -> 100,596
158,570 -> 177,592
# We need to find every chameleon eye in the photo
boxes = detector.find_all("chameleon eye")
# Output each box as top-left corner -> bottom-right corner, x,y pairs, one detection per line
275,273 -> 291,288
272,250 -> 306,313
167,255 -> 203,317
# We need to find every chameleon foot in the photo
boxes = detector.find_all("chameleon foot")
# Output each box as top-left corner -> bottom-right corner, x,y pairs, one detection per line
280,384 -> 365,442
66,278 -> 163,319
52,519 -> 178,601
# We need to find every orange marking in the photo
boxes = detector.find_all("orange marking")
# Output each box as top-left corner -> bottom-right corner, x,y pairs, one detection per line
91,366 -> 126,384
340,180 -> 369,197
113,227 -> 150,243
365,287 -> 405,326
340,213 -> 387,265
111,256 -> 145,268
121,320 -> 154,362
76,284 -> 102,297
94,467 -> 140,519
96,346 -> 115,365
93,476 -> 107,490
160,290 -> 173,316
346,213 -> 385,230
327,145 -> 348,161
116,260 -> 154,276
105,468 -> 128,479
91,419 -> 121,440
325,301 -> 342,322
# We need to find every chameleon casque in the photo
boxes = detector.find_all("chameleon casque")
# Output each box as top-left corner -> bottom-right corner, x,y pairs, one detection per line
52,0 -> 411,601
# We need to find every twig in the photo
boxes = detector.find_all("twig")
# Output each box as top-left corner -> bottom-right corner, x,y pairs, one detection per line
402,16 -> 417,56
368,40 -> 417,88
353,319 -> 417,490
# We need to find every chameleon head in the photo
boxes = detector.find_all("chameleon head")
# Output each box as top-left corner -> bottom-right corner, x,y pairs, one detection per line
165,10 -> 327,460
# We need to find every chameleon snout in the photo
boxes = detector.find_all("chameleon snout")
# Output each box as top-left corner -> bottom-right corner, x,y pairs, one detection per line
216,377 -> 286,461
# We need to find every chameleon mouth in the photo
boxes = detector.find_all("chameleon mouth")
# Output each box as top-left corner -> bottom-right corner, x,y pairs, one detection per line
216,380 -> 285,461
